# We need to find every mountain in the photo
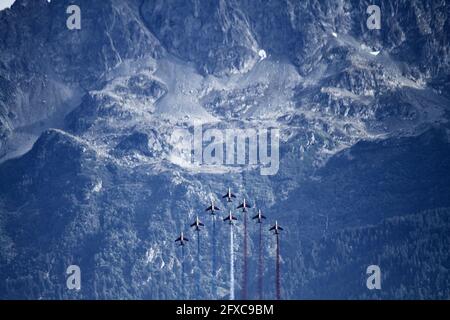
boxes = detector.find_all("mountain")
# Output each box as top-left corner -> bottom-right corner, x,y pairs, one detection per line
0,0 -> 449,299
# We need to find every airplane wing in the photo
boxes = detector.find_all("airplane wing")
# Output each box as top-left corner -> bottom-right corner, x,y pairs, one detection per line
213,205 -> 220,211
199,222 -> 204,226
278,227 -> 283,231
261,215 -> 267,219
269,226 -> 275,231
231,194 -> 236,198
223,216 -> 230,221
237,203 -> 244,209
232,216 -> 237,220
252,214 -> 259,220
184,238 -> 189,242
205,205 -> 212,211
190,222 -> 196,227
222,194 -> 228,198
175,237 -> 181,242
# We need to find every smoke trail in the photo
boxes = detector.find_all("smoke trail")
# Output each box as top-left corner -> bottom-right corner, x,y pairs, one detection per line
229,224 -> 235,300
276,234 -> 281,300
258,222 -> 263,300
242,212 -> 248,300
212,215 -> 217,298
197,232 -> 201,299
181,245 -> 186,300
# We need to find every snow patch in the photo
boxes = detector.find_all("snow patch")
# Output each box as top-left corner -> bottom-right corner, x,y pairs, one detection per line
258,49 -> 267,61
0,0 -> 15,11
146,247 -> 156,264
92,180 -> 102,193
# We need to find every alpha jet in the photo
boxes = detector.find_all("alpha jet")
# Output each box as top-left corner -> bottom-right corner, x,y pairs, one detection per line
175,232 -> 189,246
190,216 -> 205,232
222,187 -> 237,202
223,211 -> 238,225
269,221 -> 284,234
205,200 -> 220,215
237,198 -> 252,212
252,209 -> 267,223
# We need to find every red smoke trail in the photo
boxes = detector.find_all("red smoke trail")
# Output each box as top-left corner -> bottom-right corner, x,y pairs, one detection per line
276,233 -> 281,300
258,222 -> 263,300
212,216 -> 217,298
197,232 -> 201,299
242,211 -> 248,300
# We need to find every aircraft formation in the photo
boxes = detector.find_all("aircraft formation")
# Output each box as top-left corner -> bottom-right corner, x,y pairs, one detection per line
174,187 -> 284,300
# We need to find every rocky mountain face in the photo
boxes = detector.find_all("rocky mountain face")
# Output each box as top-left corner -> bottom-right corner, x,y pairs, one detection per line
0,0 -> 449,299
0,0 -> 162,159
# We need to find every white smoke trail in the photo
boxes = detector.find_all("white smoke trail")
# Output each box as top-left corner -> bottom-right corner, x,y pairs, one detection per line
230,224 -> 235,300
182,245 -> 185,299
